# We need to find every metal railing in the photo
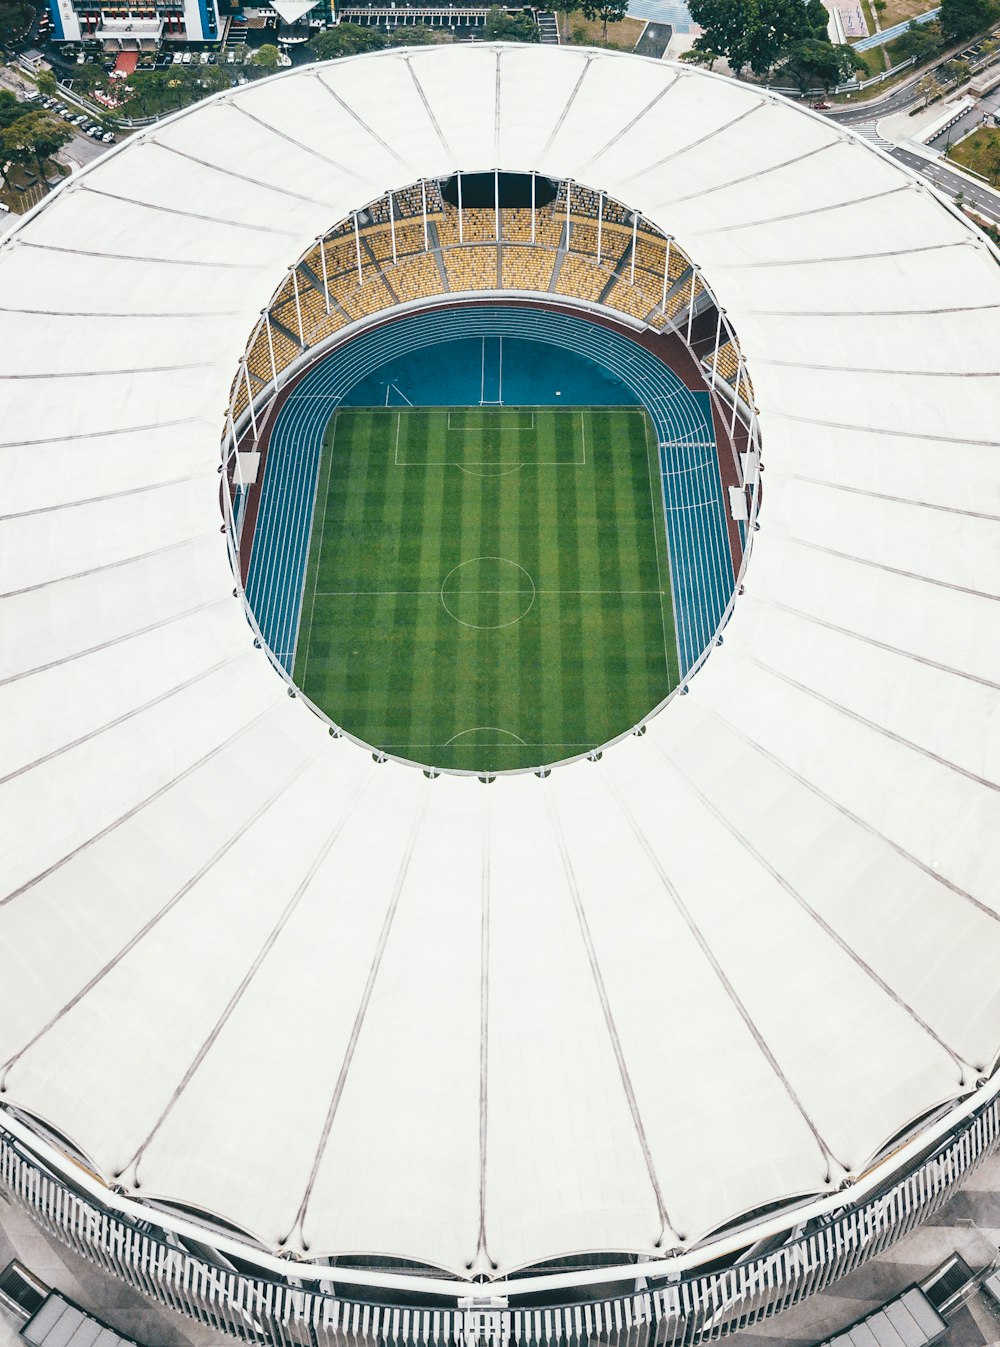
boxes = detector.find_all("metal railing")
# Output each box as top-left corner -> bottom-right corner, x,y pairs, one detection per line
2,1092 -> 999,1346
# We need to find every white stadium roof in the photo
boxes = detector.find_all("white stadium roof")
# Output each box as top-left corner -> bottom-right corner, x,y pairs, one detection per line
1,44 -> 1000,1290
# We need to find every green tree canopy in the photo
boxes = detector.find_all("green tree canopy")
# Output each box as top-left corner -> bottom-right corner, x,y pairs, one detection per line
483,7 -> 541,40
0,110 -> 72,184
36,70 -> 58,97
680,42 -> 722,66
777,36 -> 863,91
689,0 -> 835,75
251,42 -> 282,67
386,23 -> 449,44
892,19 -> 941,61
580,0 -> 629,36
939,0 -> 998,41
309,24 -> 388,59
0,1 -> 33,47
0,89 -> 26,130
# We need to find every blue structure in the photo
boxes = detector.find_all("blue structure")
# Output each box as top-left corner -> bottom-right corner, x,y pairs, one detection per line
244,305 -> 734,693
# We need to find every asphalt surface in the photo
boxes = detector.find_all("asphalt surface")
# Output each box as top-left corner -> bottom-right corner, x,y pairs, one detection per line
890,144 -> 1000,220
819,55 -> 1000,224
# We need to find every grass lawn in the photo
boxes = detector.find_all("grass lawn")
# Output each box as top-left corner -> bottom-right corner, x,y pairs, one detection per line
858,45 -> 888,76
879,0 -> 938,26
565,12 -> 647,49
947,126 -> 1000,184
294,406 -> 678,773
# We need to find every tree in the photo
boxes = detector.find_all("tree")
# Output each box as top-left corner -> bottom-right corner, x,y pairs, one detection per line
387,23 -> 448,44
36,70 -> 58,98
916,71 -> 939,104
71,61 -> 111,97
482,7 -> 541,40
778,37 -> 864,91
0,111 -> 72,186
251,42 -> 282,68
580,0 -> 629,37
689,0 -> 832,75
892,20 -> 940,63
548,0 -> 577,40
308,24 -> 388,59
939,0 -> 998,42
680,42 -> 721,67
0,90 -> 25,130
0,1 -> 33,47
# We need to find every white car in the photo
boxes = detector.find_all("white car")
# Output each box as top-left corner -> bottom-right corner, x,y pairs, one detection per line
172,51 -> 183,64
199,51 -> 210,64
226,49 -> 235,62
101,131 -> 115,142
182,51 -> 192,63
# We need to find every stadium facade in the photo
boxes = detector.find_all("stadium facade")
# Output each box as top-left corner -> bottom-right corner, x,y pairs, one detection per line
46,0 -> 220,48
1,43 -> 999,1347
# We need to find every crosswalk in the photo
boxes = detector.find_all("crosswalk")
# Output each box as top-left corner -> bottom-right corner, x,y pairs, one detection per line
850,121 -> 896,152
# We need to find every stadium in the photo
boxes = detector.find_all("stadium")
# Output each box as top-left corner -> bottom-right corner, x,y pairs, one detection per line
1,39 -> 1000,1347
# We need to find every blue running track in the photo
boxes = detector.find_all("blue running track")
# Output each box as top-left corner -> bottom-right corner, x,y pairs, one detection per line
244,306 -> 734,680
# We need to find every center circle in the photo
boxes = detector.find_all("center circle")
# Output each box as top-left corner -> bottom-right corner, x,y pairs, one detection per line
440,557 -> 536,631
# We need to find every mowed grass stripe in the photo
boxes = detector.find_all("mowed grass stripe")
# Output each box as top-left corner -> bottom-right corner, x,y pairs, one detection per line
295,406 -> 679,771
603,410 -> 660,728
572,414 -> 614,746
385,413 -> 432,752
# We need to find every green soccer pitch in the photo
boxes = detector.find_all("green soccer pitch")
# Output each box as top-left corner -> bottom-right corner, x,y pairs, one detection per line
293,406 -> 679,773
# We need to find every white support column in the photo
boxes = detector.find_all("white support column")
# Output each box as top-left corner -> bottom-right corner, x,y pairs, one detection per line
264,310 -> 278,391
662,238 -> 672,312
457,171 -> 464,244
421,179 -> 429,252
318,236 -> 330,316
630,213 -> 638,287
685,266 -> 697,344
231,408 -> 244,488
530,171 -> 536,245
242,360 -> 258,442
353,212 -> 363,287
710,306 -> 724,391
388,190 -> 397,267
290,268 -> 305,348
596,191 -> 604,266
494,168 -> 500,243
730,353 -> 744,437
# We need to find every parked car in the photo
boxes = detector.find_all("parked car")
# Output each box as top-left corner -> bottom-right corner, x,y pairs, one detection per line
101,131 -> 115,142
199,50 -> 210,63
182,50 -> 192,63
72,113 -> 87,125
172,51 -> 183,64
226,49 -> 236,62
811,100 -> 831,110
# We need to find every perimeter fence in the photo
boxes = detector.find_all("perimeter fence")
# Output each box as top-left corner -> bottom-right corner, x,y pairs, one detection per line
2,1094 -> 999,1347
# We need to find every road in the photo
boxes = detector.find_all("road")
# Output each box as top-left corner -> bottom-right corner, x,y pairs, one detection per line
0,66 -> 116,204
818,56 -> 1000,224
890,144 -> 1000,220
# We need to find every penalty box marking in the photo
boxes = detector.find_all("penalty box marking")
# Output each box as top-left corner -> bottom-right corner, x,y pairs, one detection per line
385,408 -> 646,467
